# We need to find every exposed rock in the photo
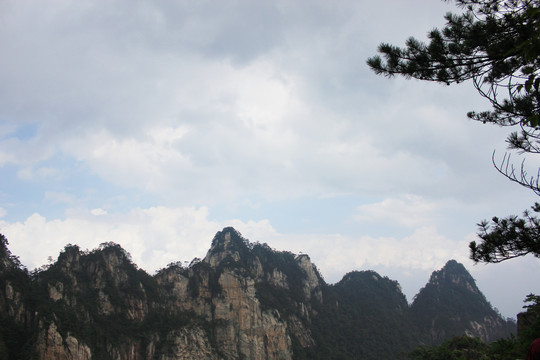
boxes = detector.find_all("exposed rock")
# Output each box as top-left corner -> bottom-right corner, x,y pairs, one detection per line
4,280 -> 26,322
411,260 -> 515,344
0,229 -> 516,360
268,268 -> 289,289
158,326 -> 220,360
211,270 -> 292,359
296,255 -> 321,301
35,322 -> 92,360
48,282 -> 64,302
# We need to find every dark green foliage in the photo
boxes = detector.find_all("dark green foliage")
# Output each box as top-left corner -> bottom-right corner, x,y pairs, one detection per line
252,244 -> 312,307
0,317 -> 36,360
255,282 -> 298,315
19,241 -> 219,358
188,260 -> 222,297
367,0 -> 539,129
471,203 -> 540,263
308,271 -> 420,360
0,235 -> 36,359
518,294 -> 540,350
411,260 -> 515,344
408,336 -> 491,360
408,294 -> 540,359
408,335 -> 528,360
368,0 -> 540,264
0,231 -> 519,359
0,234 -> 25,272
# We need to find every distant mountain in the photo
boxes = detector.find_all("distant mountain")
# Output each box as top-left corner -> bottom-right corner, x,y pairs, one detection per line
0,228 -> 515,359
411,260 -> 515,345
307,270 -> 420,359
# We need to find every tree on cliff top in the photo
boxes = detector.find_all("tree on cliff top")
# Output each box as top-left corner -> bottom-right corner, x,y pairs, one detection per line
367,0 -> 540,264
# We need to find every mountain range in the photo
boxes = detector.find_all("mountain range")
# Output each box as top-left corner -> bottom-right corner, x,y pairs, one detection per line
0,227 -> 515,359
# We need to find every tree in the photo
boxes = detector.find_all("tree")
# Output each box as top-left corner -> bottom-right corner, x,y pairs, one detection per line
472,203 -> 540,262
367,0 -> 540,264
408,336 -> 490,360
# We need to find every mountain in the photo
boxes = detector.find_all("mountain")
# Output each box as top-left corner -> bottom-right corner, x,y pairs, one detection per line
307,270 -> 420,359
0,228 -> 515,359
410,260 -> 515,344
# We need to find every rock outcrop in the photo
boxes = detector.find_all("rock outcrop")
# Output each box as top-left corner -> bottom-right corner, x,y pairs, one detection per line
0,229 -> 516,359
35,322 -> 92,360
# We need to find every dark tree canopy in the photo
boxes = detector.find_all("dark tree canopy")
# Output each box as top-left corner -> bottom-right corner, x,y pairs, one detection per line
471,203 -> 540,262
368,0 -> 540,264
368,0 -> 540,128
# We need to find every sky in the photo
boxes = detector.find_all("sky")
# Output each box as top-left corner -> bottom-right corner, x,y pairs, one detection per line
0,0 -> 539,319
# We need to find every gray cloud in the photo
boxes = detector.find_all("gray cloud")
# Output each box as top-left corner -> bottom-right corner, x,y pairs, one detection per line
0,0 -> 537,319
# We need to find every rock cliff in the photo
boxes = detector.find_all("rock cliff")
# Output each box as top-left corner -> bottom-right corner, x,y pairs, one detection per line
0,229 -> 515,359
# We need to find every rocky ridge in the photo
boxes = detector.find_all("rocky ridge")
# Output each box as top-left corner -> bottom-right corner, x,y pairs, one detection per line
0,228 -> 516,359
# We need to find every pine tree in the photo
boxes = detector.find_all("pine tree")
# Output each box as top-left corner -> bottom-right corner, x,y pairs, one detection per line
368,0 -> 540,263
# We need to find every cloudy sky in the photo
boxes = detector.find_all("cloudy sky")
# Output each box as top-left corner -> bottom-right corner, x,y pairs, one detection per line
1,0 -> 539,318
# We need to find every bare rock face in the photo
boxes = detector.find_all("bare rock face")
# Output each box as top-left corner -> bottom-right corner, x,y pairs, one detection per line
211,270 -> 291,360
35,322 -> 92,360
295,255 -> 322,304
22,227 -> 322,359
204,230 -> 240,267
155,227 -> 315,359
0,229 -> 516,359
4,280 -> 26,322
157,326 -> 220,360
465,316 -> 508,342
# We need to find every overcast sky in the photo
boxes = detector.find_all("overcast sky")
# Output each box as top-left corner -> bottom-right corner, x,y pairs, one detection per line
1,0 -> 539,319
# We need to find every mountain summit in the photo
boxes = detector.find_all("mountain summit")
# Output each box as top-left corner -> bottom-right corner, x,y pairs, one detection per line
0,229 -> 515,359
411,260 -> 515,344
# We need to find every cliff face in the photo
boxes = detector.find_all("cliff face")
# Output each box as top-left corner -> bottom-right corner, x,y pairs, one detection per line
0,229 -> 515,360
4,228 -> 321,360
154,228 -> 319,359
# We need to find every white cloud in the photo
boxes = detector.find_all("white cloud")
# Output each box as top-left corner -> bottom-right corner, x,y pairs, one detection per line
0,0 -> 484,203
0,207 -> 536,317
355,194 -> 438,228
72,129 -> 192,193
0,207 -> 217,273
0,0 -> 530,215
0,0 -> 536,319
90,208 -> 107,216
270,226 -> 469,279
0,207 -> 464,275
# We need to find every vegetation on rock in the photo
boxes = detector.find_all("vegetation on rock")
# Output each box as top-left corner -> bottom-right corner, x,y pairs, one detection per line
0,229 -> 517,359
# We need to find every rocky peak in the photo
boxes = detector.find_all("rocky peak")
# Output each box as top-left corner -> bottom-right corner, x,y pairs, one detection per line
56,244 -> 82,273
427,260 -> 479,294
0,234 -> 21,272
335,270 -> 408,309
0,232 -> 517,359
411,260 -> 513,344
295,254 -> 321,299
203,227 -> 249,267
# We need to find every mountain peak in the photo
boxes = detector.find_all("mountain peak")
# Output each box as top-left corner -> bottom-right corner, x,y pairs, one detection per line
209,227 -> 247,249
0,232 -> 516,359
204,227 -> 251,267
411,260 -> 513,344
427,259 -> 478,294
